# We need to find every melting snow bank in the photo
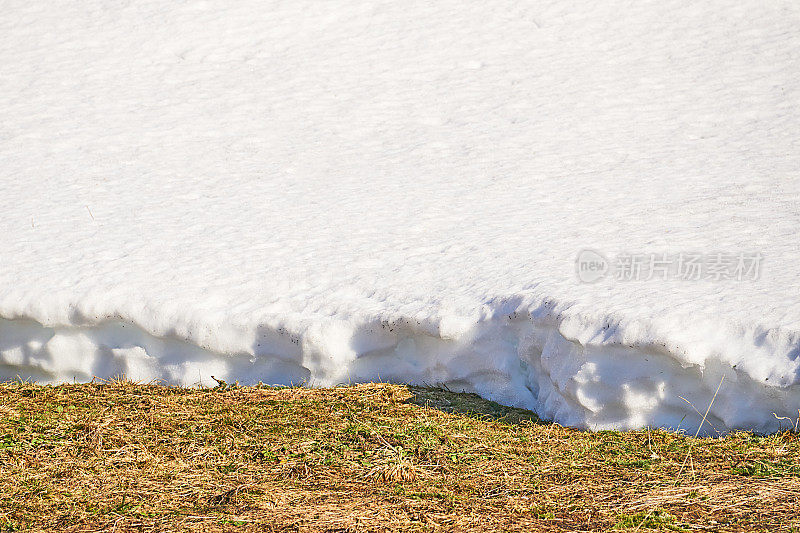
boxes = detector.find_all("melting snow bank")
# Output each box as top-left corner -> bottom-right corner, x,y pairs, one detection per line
2,303 -> 799,436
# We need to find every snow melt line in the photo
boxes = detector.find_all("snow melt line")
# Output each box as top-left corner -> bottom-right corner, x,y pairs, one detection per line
1,312 -> 798,435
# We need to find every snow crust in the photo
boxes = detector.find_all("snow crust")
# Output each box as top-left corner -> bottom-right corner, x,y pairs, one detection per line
2,1 -> 800,433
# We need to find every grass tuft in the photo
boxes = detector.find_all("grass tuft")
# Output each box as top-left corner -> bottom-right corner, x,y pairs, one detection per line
366,445 -> 429,483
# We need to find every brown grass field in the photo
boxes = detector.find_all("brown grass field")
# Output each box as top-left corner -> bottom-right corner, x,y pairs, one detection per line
1,380 -> 799,532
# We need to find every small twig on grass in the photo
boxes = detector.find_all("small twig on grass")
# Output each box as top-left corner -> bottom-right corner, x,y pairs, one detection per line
646,427 -> 660,459
772,410 -> 800,433
676,376 -> 725,484
633,509 -> 654,532
679,395 -> 721,435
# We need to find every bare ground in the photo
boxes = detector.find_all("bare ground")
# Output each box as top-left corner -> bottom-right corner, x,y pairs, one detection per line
1,381 -> 799,532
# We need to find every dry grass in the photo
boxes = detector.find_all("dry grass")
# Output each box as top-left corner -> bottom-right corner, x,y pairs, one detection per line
0,381 -> 799,532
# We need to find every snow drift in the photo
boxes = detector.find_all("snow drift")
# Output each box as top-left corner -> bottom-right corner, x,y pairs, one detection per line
2,0 -> 799,434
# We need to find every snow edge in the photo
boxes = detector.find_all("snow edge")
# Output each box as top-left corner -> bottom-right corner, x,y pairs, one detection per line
1,304 -> 799,435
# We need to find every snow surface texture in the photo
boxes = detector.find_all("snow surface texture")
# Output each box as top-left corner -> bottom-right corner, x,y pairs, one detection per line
2,1 -> 800,433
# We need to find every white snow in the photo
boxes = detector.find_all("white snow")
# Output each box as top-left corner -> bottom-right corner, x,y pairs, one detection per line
2,0 -> 800,434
